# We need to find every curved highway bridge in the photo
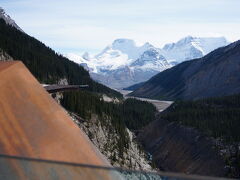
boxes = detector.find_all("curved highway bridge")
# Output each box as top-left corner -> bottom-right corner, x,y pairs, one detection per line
44,84 -> 89,93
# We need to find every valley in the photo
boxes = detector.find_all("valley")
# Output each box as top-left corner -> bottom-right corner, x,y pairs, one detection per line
0,13 -> 158,173
119,90 -> 173,112
0,5 -> 239,179
138,94 -> 240,178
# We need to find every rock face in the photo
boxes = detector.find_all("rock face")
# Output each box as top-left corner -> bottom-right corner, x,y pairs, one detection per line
70,112 -> 153,171
138,117 -> 226,177
131,40 -> 240,100
0,48 -> 13,61
67,37 -> 228,89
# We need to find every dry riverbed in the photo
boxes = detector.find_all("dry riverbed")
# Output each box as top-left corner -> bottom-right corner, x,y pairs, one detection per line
119,90 -> 173,112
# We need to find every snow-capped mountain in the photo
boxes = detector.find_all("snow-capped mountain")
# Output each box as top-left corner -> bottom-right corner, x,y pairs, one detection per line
0,7 -> 23,32
66,39 -> 172,89
163,36 -> 229,64
66,36 -> 229,89
91,45 -> 172,89
131,48 -> 169,71
90,39 -> 156,72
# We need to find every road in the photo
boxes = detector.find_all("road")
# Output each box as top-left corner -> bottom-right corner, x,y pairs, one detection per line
44,85 -> 88,93
119,90 -> 173,112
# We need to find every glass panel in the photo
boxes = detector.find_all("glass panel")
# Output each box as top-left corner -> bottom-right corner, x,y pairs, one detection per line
0,154 -> 230,180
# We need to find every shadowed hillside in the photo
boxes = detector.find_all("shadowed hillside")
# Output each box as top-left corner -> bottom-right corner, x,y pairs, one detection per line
131,41 -> 240,100
138,94 -> 240,178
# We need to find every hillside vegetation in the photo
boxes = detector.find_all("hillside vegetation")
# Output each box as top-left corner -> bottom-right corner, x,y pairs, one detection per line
0,17 -> 160,169
161,94 -> 240,142
61,91 -> 157,167
61,90 -> 157,139
0,19 -> 121,98
160,94 -> 240,177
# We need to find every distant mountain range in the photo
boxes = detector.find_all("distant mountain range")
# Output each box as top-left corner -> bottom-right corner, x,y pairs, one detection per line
67,37 -> 229,89
130,40 -> 240,100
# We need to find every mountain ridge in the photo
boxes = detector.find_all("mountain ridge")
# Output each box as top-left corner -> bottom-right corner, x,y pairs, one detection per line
0,7 -> 23,32
67,36 -> 229,89
163,36 -> 229,64
130,40 -> 240,100
0,18 -> 122,98
0,9 -> 157,171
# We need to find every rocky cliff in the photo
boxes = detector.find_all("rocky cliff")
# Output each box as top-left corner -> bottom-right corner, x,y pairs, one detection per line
69,111 -> 153,171
50,90 -> 154,171
0,48 -> 12,61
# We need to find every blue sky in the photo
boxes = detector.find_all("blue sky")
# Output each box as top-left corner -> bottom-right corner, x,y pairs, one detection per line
1,0 -> 240,55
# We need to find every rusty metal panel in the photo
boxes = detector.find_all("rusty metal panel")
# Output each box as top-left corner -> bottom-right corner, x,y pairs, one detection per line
0,61 -> 115,179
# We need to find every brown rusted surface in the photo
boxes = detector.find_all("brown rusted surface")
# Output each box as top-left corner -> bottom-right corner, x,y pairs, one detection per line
0,61 -> 116,179
0,61 -> 16,71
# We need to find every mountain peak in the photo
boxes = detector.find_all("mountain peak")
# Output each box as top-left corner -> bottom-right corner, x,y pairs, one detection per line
113,38 -> 135,44
0,7 -> 23,32
0,7 -> 7,16
68,35 -> 230,89
112,38 -> 136,50
131,40 -> 240,100
82,52 -> 90,60
94,38 -> 155,62
163,36 -> 229,63
143,42 -> 154,49
178,35 -> 194,44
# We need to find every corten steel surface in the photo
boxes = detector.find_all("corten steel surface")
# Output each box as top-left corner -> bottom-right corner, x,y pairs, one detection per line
0,61 -> 116,179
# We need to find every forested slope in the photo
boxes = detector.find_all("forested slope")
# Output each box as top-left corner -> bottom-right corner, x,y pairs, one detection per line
161,94 -> 240,142
0,19 -> 121,98
0,17 -> 160,170
61,91 -> 157,168
139,94 -> 240,177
